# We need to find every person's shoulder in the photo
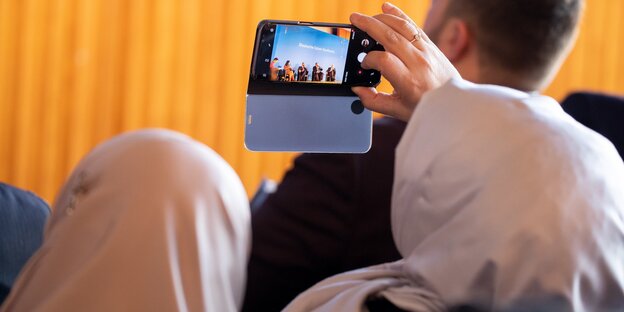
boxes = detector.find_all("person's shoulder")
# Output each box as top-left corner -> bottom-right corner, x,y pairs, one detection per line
425,79 -> 529,105
417,78 -> 558,123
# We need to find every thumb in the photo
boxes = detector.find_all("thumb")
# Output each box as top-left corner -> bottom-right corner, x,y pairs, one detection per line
352,87 -> 412,121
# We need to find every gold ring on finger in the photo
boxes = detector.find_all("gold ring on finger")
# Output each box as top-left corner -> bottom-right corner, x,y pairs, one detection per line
409,28 -> 422,43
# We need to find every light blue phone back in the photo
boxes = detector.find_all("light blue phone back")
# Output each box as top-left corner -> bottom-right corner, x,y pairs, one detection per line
245,94 -> 372,153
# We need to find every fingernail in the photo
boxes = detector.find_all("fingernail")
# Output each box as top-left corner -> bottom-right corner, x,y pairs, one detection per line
350,12 -> 363,23
384,2 -> 395,8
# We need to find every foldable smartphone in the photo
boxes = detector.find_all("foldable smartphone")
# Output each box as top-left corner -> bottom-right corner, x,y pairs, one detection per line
245,20 -> 383,153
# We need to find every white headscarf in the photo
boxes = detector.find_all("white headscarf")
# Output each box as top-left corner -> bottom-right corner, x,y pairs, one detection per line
1,129 -> 250,312
285,79 -> 624,311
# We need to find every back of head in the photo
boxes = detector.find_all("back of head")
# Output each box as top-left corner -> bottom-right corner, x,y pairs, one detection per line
1,130 -> 251,312
447,0 -> 583,90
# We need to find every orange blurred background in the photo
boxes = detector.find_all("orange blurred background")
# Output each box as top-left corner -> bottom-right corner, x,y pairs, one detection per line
1,0 -> 623,204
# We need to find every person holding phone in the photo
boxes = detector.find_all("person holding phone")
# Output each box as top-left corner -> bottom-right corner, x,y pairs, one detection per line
283,1 -> 624,311
246,1 -> 624,311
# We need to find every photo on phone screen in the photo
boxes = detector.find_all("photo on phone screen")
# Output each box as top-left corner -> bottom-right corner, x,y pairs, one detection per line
269,25 -> 350,84
250,20 -> 383,93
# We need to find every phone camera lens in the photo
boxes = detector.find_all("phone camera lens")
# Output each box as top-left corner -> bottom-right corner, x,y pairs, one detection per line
351,100 -> 365,115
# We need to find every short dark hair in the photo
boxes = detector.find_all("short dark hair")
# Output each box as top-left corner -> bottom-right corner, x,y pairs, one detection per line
447,0 -> 583,80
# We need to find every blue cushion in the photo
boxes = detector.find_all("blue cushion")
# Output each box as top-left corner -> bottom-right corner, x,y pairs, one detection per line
562,92 -> 624,160
0,183 -> 50,304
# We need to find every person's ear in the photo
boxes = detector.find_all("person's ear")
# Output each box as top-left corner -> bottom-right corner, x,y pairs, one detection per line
436,18 -> 470,62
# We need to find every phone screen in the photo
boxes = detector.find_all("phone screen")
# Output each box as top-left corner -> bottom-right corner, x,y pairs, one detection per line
269,24 -> 350,84
250,21 -> 382,93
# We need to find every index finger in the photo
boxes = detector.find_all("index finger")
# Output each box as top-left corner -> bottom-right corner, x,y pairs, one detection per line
381,2 -> 432,43
382,2 -> 417,27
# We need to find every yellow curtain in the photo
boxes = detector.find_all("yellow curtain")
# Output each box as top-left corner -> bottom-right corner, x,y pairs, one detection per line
1,0 -> 623,203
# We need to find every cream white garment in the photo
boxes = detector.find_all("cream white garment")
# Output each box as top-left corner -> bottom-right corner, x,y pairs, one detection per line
0,130 -> 251,312
285,79 -> 624,311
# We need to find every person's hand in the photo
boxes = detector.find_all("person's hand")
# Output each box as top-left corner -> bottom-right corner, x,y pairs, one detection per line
350,2 -> 460,121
